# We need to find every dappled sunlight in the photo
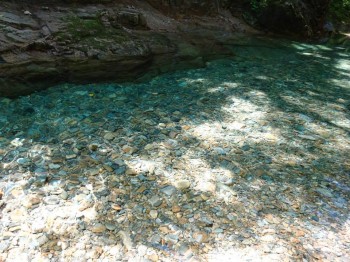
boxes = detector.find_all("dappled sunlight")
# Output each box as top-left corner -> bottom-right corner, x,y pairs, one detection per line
1,38 -> 350,261
192,122 -> 227,141
334,58 -> 350,78
291,42 -> 333,52
208,245 -> 287,261
329,116 -> 350,130
331,78 -> 350,89
300,52 -> 332,60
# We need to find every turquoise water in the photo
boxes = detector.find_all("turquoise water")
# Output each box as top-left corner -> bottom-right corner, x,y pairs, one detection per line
2,40 -> 349,142
0,39 -> 349,260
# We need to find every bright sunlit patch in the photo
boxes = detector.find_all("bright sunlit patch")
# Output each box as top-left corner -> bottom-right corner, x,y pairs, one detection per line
280,93 -> 305,107
338,52 -> 350,57
291,43 -> 332,52
255,75 -> 273,81
222,82 -> 239,88
330,118 -> 350,129
192,122 -> 227,141
10,137 -> 25,147
291,43 -> 318,50
330,78 -> 350,88
315,45 -> 333,51
300,52 -> 331,59
207,86 -> 226,93
194,170 -> 216,193
207,246 -> 284,261
334,58 -> 350,74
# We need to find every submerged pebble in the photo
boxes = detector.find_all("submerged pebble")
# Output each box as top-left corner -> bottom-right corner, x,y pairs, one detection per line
0,44 -> 349,261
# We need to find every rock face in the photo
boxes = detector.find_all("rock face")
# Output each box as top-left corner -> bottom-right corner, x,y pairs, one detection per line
0,0 -> 257,97
238,0 -> 332,36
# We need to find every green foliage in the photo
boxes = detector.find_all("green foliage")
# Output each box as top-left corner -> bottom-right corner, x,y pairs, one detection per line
329,0 -> 350,23
249,0 -> 270,11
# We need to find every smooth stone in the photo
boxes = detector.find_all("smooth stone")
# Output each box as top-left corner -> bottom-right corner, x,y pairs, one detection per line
148,195 -> 162,207
125,167 -> 137,176
160,185 -> 177,196
178,243 -> 193,257
49,163 -> 61,169
105,223 -> 117,231
17,158 -> 30,165
316,188 -> 333,198
122,145 -> 136,154
261,174 -> 273,183
65,154 -> 76,159
213,228 -> 224,233
149,210 -> 158,219
22,196 -> 41,208
78,199 -> 93,211
175,180 -> 191,190
172,205 -> 181,213
36,234 -> 49,247
91,223 -> 106,233
60,191 -> 69,200
43,196 -> 60,205
148,253 -> 159,262
213,147 -> 226,155
166,233 -> 179,243
87,168 -> 100,176
193,232 -> 209,243
149,234 -> 161,245
114,166 -> 126,175
89,144 -> 99,151
136,185 -> 147,193
311,215 -> 319,222
104,132 -> 115,140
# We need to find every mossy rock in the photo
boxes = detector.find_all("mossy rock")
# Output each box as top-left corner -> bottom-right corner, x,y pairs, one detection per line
55,15 -> 128,45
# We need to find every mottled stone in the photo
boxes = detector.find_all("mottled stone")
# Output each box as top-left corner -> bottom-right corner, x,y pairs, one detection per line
91,223 -> 106,233
148,196 -> 162,207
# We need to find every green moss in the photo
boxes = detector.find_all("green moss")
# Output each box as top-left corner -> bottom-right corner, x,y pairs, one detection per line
65,15 -> 105,39
56,15 -> 128,47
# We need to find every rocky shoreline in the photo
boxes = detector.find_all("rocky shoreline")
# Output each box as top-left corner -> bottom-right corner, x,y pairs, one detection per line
0,1 -> 259,98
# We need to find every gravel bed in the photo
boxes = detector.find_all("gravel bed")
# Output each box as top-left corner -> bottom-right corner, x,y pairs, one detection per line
0,42 -> 349,261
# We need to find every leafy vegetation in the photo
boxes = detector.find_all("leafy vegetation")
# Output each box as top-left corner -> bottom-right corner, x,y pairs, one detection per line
249,0 -> 270,12
246,0 -> 350,24
234,0 -> 348,36
329,0 -> 350,24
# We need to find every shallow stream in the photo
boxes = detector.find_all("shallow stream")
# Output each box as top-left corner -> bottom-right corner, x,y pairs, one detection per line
0,39 -> 349,261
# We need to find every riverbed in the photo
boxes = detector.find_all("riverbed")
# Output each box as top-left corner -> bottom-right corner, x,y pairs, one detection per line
0,40 -> 349,261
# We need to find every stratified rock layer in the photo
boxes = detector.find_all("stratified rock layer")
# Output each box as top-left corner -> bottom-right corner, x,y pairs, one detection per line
0,1 -> 257,97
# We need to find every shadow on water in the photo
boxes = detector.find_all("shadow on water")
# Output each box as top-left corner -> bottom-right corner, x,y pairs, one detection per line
0,37 -> 349,260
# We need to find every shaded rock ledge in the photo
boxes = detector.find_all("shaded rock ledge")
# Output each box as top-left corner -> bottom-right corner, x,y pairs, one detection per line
0,0 -> 260,98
